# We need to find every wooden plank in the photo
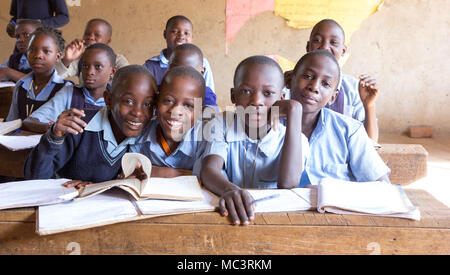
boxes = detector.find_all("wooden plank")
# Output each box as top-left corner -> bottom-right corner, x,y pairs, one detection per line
0,222 -> 448,255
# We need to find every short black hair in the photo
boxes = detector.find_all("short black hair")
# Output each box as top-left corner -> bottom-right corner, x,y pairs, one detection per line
32,26 -> 65,52
86,18 -> 113,37
110,65 -> 157,96
169,43 -> 203,66
165,15 -> 193,31
16,19 -> 43,29
82,43 -> 117,66
160,66 -> 205,98
311,19 -> 345,41
233,55 -> 284,88
292,49 -> 341,89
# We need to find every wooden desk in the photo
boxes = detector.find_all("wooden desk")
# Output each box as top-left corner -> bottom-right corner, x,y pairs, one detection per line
378,144 -> 428,185
0,86 -> 14,119
0,189 -> 448,255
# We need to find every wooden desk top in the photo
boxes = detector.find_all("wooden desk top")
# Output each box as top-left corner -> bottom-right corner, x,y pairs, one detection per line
0,189 -> 449,254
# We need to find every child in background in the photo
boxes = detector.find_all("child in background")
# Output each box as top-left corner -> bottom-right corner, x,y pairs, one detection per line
24,65 -> 157,183
286,19 -> 380,142
24,43 -> 117,133
289,50 -> 390,187
56,18 -> 128,83
199,56 -> 308,225
135,66 -> 207,177
168,43 -> 217,110
0,19 -> 42,82
143,15 -> 215,92
5,26 -> 73,122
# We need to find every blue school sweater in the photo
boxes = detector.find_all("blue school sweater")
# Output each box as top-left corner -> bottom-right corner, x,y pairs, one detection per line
24,110 -> 128,182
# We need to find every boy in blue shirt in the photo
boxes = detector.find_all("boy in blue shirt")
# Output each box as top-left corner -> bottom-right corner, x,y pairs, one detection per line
6,26 -> 72,122
289,50 -> 390,187
24,65 -> 157,183
23,43 -> 117,133
143,15 -> 215,92
135,66 -> 207,178
199,56 -> 308,225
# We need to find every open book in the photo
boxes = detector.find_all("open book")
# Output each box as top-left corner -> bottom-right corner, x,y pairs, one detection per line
77,153 -> 205,201
0,134 -> 42,151
0,119 -> 21,135
317,178 -> 420,220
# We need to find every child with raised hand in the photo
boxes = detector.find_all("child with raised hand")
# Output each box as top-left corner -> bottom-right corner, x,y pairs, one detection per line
24,43 -> 117,133
135,66 -> 207,178
143,15 -> 215,92
286,19 -> 380,142
289,50 -> 390,188
168,43 -> 218,110
56,18 -> 128,83
5,26 -> 73,122
199,55 -> 308,226
24,65 -> 157,183
0,19 -> 42,82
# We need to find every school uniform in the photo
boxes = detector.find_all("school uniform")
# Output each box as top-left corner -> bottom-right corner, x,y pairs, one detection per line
5,69 -> 73,121
9,0 -> 69,28
55,53 -> 129,84
195,112 -> 309,189
30,85 -> 105,123
327,74 -> 365,123
298,107 -> 390,187
0,52 -> 32,75
134,119 -> 206,170
143,49 -> 216,93
24,107 -> 141,182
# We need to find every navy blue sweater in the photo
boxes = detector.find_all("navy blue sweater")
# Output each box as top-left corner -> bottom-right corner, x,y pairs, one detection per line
24,110 -> 128,182
10,0 -> 69,28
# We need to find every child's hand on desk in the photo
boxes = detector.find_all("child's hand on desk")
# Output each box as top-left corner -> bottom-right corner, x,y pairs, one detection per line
63,180 -> 92,189
359,74 -> 379,108
220,188 -> 255,226
53,108 -> 87,137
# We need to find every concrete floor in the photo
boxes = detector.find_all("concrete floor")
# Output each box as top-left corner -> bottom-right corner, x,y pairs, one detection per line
379,133 -> 450,207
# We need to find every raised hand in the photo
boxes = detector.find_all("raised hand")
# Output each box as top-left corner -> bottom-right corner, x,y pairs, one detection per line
359,74 -> 379,108
62,39 -> 85,66
52,108 -> 87,137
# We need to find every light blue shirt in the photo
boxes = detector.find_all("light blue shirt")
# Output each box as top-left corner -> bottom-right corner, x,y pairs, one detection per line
151,49 -> 215,92
198,112 -> 309,189
0,55 -> 31,71
5,70 -> 73,121
85,107 -> 140,158
299,108 -> 390,187
30,86 -> 105,123
133,119 -> 206,170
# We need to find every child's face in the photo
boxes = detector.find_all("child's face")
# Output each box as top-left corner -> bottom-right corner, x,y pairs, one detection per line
164,19 -> 193,51
169,50 -> 204,75
290,55 -> 339,115
307,22 -> 346,61
231,63 -> 283,130
106,74 -> 156,139
27,34 -> 61,75
83,21 -> 111,47
81,49 -> 115,91
15,24 -> 38,54
157,76 -> 203,142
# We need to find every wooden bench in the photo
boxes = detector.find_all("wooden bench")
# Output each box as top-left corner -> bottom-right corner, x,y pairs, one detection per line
377,144 -> 428,185
0,189 -> 448,254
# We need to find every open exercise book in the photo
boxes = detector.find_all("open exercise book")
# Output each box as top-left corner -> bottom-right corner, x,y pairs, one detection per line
0,119 -> 21,135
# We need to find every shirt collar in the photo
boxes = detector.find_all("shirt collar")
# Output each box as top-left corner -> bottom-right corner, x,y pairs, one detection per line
224,112 -> 285,157
84,107 -> 137,147
82,86 -> 105,104
18,69 -> 64,90
157,49 -> 169,67
143,119 -> 198,158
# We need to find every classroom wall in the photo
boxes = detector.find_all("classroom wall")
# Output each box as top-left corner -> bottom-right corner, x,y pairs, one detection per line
1,0 -> 449,135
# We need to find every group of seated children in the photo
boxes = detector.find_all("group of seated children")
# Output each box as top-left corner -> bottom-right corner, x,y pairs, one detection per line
2,15 -> 389,225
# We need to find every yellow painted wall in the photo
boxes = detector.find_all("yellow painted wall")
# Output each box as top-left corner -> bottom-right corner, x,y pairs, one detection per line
1,0 -> 449,134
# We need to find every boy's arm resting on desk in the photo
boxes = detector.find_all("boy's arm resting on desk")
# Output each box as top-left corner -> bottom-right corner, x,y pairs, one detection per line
0,67 -> 26,83
200,155 -> 254,226
274,100 -> 303,189
23,128 -> 74,179
22,117 -> 51,133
